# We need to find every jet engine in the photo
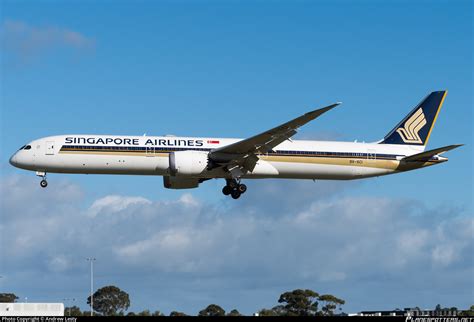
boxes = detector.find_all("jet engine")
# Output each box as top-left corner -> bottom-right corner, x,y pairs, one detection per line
169,150 -> 209,176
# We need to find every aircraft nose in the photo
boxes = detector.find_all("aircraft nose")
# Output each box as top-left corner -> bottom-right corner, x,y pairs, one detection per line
9,153 -> 18,167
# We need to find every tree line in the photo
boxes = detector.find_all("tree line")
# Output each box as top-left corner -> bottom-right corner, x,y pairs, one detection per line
1,288 -> 473,316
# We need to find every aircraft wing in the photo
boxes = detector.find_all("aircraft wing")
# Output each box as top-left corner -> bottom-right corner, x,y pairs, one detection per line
402,144 -> 463,162
208,102 -> 340,176
210,103 -> 340,156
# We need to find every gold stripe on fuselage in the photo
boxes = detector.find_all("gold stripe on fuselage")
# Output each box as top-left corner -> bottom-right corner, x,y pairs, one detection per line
58,149 -> 441,171
260,155 -> 401,170
263,155 -> 442,171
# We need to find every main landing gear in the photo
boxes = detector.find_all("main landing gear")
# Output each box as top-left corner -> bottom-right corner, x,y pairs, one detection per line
222,179 -> 247,199
36,171 -> 48,188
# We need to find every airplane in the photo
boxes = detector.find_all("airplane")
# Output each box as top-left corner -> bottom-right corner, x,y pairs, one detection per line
9,91 -> 462,199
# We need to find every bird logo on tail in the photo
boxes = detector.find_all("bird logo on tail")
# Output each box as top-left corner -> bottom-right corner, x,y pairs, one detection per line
396,108 -> 427,144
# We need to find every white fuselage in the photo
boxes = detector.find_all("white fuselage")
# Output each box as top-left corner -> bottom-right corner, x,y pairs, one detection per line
9,134 -> 434,181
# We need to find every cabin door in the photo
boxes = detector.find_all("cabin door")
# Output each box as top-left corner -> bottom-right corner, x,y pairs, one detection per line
46,141 -> 55,155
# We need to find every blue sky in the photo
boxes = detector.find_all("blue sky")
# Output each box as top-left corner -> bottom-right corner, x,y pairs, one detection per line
1,0 -> 472,315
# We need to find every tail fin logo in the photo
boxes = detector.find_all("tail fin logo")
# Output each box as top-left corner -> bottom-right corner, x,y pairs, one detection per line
396,108 -> 427,144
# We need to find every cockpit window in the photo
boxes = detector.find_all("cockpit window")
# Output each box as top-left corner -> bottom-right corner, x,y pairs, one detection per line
18,145 -> 26,150
24,145 -> 32,150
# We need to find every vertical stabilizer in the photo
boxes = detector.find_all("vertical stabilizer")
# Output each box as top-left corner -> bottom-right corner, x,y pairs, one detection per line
380,91 -> 447,147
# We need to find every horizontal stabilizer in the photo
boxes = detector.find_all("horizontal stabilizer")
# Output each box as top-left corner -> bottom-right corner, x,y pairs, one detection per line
402,144 -> 463,162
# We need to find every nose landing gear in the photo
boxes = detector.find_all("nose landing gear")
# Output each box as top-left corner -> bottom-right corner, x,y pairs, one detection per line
222,179 -> 247,199
36,171 -> 48,188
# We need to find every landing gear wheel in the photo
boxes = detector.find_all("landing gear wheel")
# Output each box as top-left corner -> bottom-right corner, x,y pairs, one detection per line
238,184 -> 247,193
222,186 -> 232,195
231,190 -> 241,199
40,180 -> 48,188
228,180 -> 238,189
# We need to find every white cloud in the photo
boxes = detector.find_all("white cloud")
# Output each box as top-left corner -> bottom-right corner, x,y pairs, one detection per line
178,193 -> 200,207
115,228 -> 207,273
87,195 -> 152,217
1,19 -> 95,62
429,217 -> 473,267
394,229 -> 430,267
117,229 -> 193,257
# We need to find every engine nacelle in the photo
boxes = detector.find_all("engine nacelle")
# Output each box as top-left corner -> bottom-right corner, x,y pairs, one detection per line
163,176 -> 200,189
169,150 -> 209,176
